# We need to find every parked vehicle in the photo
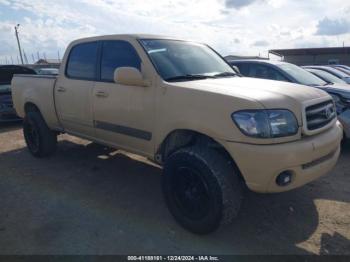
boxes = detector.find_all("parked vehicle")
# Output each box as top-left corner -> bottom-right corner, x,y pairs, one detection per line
35,68 -> 59,75
305,68 -> 347,85
302,65 -> 350,84
228,60 -> 350,139
0,65 -> 36,122
331,64 -> 350,70
331,65 -> 350,72
330,66 -> 350,75
12,35 -> 342,234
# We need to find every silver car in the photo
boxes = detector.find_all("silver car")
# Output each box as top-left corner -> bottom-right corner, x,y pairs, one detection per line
303,65 -> 350,84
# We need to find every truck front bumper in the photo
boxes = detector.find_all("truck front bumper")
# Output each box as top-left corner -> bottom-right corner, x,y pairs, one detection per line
224,121 -> 343,193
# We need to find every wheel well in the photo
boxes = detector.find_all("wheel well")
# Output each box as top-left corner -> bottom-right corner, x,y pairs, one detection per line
24,102 -> 40,114
157,129 -> 244,182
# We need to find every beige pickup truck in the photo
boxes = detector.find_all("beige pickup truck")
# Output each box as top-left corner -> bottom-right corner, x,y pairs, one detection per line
12,34 -> 343,234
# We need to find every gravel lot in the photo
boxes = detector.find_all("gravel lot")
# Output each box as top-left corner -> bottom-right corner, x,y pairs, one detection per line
0,122 -> 349,255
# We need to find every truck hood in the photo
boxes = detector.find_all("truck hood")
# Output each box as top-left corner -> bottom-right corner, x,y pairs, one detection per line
170,77 -> 330,109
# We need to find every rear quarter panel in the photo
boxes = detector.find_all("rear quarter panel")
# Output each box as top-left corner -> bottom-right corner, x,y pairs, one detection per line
12,75 -> 62,130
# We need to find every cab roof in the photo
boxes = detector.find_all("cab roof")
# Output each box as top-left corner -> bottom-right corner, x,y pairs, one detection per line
72,34 -> 188,43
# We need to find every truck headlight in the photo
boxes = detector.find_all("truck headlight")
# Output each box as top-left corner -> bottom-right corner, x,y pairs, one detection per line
232,110 -> 298,138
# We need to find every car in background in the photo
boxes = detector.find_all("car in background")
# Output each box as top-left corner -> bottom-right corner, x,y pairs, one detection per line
331,64 -> 350,72
228,60 -> 350,139
35,68 -> 59,75
333,65 -> 350,69
302,65 -> 350,84
330,65 -> 350,75
0,65 -> 36,122
305,68 -> 348,85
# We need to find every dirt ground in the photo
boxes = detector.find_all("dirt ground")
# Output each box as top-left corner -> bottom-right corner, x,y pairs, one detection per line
0,122 -> 349,255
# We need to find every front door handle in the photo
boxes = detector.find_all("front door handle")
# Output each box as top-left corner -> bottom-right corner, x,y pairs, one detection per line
95,91 -> 109,98
57,86 -> 66,92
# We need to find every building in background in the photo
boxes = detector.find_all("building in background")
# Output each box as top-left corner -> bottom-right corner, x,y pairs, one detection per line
34,59 -> 61,68
269,47 -> 350,66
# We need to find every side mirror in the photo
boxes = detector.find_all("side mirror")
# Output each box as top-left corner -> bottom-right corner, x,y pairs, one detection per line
114,67 -> 147,87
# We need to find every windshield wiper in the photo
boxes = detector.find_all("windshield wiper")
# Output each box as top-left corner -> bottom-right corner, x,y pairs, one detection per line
213,72 -> 238,78
165,74 -> 214,82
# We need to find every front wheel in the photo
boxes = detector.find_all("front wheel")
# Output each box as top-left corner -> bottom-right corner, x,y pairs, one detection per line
162,145 -> 243,234
23,111 -> 57,157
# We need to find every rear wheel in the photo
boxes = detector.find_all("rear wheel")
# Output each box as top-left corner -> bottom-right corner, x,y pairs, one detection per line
162,144 -> 243,234
23,111 -> 57,157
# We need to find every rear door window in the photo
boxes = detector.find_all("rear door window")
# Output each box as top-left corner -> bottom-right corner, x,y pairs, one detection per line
66,42 -> 98,80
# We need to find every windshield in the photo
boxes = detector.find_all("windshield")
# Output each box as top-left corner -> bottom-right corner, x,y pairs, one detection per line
308,69 -> 346,84
140,39 -> 235,81
279,63 -> 326,86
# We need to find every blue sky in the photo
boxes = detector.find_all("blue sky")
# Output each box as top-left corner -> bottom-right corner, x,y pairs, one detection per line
0,0 -> 350,64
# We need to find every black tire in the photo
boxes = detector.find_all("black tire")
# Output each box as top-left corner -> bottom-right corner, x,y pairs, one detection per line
162,144 -> 243,234
23,111 -> 57,157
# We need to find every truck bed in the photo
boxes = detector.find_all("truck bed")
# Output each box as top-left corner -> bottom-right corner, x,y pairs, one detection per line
11,74 -> 62,130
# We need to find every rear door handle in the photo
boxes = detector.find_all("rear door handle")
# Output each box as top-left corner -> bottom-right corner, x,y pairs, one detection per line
57,86 -> 66,92
95,91 -> 109,98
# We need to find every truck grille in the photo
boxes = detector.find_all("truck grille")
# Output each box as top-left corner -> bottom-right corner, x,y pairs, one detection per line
305,100 -> 336,131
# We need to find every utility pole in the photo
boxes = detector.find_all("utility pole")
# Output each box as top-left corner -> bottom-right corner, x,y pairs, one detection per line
23,50 -> 28,64
14,24 -> 24,65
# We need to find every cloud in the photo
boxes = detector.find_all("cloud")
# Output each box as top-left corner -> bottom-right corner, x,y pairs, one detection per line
252,40 -> 269,46
1,0 -> 350,63
315,17 -> 350,36
224,0 -> 262,9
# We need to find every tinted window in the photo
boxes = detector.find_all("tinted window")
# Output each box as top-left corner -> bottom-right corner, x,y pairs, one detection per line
100,41 -> 141,82
235,63 -> 250,76
247,64 -> 289,82
66,42 -> 98,80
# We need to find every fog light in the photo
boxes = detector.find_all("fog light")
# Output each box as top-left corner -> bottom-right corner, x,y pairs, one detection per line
276,171 -> 292,186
